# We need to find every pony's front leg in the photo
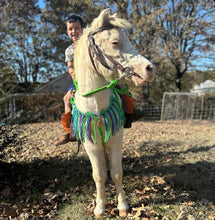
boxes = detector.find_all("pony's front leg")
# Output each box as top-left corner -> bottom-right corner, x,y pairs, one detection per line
84,142 -> 107,217
108,131 -> 129,217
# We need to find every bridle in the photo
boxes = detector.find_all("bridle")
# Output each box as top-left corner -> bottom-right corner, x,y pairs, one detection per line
87,25 -> 134,80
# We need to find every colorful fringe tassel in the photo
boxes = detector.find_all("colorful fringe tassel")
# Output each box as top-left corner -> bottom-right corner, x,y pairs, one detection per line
71,95 -> 125,144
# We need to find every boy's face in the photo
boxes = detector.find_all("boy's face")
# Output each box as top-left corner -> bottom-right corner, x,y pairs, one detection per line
67,20 -> 83,43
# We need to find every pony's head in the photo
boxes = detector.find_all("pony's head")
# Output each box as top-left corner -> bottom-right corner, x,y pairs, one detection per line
75,9 -> 155,87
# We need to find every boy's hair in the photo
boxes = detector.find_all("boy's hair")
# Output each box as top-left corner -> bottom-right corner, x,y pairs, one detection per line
66,15 -> 85,28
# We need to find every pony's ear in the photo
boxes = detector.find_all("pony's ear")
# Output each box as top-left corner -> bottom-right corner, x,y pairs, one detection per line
91,9 -> 111,28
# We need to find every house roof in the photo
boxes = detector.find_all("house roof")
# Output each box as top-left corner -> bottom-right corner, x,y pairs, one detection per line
36,73 -> 73,93
191,80 -> 215,94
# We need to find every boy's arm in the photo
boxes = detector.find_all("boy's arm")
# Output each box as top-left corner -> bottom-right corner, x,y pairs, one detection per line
67,61 -> 75,80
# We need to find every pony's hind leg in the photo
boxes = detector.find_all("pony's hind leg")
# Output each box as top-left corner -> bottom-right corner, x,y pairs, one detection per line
108,134 -> 129,217
84,143 -> 107,217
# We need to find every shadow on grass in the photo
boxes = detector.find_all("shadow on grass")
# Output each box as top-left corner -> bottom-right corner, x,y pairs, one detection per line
0,155 -> 94,218
0,142 -> 214,218
0,155 -> 92,195
123,143 -> 215,204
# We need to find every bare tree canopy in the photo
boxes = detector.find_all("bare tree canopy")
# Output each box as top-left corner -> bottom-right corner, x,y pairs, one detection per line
0,0 -> 214,97
108,0 -> 215,92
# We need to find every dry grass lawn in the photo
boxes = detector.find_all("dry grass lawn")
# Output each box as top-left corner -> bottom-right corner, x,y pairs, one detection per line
0,120 -> 215,219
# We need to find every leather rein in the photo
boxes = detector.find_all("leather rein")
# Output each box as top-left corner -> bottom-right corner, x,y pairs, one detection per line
87,25 -> 134,79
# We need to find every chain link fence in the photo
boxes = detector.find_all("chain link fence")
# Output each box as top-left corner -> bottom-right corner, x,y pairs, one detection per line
0,92 -> 64,124
161,92 -> 215,121
1,92 -> 215,124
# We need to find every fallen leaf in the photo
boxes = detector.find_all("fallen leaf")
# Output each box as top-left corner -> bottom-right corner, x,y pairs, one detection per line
3,205 -> 18,218
208,213 -> 215,220
187,215 -> 195,220
151,186 -> 158,192
85,200 -> 96,215
110,207 -> 118,216
150,176 -> 166,185
132,205 -> 146,219
187,201 -> 196,206
166,158 -> 172,163
144,186 -> 151,191
139,193 -> 151,200
134,151 -> 140,157
17,212 -> 29,219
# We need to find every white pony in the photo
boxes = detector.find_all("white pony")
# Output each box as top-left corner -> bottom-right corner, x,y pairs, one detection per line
72,9 -> 155,217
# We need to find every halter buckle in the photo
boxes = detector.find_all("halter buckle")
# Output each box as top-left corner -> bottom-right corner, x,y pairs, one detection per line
122,67 -> 134,78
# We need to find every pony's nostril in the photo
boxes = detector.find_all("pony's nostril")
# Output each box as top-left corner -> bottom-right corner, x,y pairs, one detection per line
146,64 -> 153,73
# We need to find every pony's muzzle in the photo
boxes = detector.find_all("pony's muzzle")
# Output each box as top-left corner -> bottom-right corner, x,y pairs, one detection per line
132,63 -> 155,83
146,64 -> 154,73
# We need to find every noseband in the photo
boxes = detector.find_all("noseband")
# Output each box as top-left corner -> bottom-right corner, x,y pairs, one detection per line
87,25 -> 134,79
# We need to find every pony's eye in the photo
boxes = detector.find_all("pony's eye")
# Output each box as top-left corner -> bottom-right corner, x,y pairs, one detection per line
112,41 -> 120,47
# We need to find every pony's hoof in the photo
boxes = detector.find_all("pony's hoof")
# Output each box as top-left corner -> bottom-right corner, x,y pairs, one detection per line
94,205 -> 105,218
119,209 -> 128,217
95,213 -> 102,219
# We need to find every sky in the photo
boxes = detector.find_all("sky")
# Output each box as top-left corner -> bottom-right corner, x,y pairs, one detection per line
38,0 -> 45,8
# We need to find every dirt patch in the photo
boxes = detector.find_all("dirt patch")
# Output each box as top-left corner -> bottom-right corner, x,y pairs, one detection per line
0,120 -> 215,219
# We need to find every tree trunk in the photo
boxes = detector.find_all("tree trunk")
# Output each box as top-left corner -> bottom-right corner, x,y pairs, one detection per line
175,70 -> 184,91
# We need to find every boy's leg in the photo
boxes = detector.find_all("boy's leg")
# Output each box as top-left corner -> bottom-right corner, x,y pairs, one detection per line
123,94 -> 146,128
123,95 -> 135,128
56,90 -> 77,146
116,83 -> 136,128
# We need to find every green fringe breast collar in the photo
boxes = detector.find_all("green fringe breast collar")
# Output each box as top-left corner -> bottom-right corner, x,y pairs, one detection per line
71,94 -> 125,145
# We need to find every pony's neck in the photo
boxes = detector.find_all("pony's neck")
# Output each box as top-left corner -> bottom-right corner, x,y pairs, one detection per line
75,70 -> 113,114
77,70 -> 107,95
74,36 -> 113,113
